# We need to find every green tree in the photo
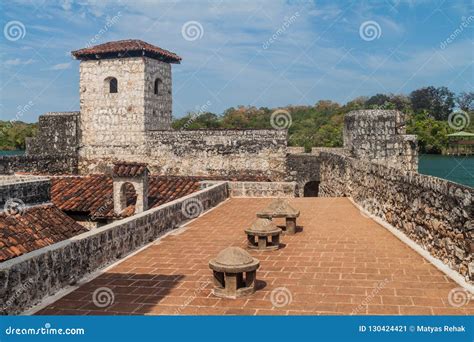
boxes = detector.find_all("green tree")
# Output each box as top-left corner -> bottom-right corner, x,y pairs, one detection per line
410,86 -> 455,120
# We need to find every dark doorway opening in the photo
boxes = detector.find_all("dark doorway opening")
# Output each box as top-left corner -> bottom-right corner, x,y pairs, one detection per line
303,181 -> 319,197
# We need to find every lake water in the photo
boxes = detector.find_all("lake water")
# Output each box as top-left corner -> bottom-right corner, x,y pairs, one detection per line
418,154 -> 473,188
0,150 -> 25,156
1,151 -> 472,188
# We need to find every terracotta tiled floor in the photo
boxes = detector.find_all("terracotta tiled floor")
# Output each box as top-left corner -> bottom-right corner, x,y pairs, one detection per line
37,198 -> 473,315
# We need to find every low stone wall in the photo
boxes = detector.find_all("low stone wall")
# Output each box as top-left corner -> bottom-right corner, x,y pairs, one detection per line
0,176 -> 51,207
227,181 -> 296,197
0,154 -> 78,175
319,151 -> 473,282
0,182 -> 228,315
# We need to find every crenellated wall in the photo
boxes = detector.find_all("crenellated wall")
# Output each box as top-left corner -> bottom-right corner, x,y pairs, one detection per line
319,151 -> 473,282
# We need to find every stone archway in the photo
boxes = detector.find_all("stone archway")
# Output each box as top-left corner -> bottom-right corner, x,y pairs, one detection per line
117,182 -> 138,212
303,181 -> 319,197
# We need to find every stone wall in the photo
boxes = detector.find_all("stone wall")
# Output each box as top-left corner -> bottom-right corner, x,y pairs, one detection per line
0,176 -> 51,207
0,182 -> 228,315
319,151 -> 473,282
227,181 -> 296,197
144,57 -> 172,130
344,110 -> 418,172
79,57 -> 147,155
0,154 -> 78,175
285,153 -> 320,197
26,112 -> 79,155
79,129 -> 288,180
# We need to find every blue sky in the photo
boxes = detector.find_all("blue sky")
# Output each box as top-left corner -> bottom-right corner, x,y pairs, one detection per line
1,0 -> 473,123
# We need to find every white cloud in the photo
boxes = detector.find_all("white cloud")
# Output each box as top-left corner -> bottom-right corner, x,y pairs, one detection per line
4,58 -> 34,66
50,62 -> 71,70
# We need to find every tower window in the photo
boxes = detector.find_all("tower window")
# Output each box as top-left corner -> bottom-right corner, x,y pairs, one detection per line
154,78 -> 162,95
105,77 -> 118,93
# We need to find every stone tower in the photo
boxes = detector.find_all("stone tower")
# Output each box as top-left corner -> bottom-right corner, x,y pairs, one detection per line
71,40 -> 181,171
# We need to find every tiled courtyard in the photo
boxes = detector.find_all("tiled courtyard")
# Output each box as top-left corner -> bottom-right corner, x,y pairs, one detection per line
36,198 -> 473,315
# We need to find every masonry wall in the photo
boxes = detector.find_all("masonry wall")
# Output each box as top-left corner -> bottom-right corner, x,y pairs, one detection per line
144,57 -> 172,130
0,154 -> 78,175
319,151 -> 473,282
79,129 -> 288,180
0,177 -> 50,207
0,182 -> 228,315
344,110 -> 418,172
286,153 -> 321,196
26,112 -> 79,155
227,181 -> 296,197
79,57 -> 147,155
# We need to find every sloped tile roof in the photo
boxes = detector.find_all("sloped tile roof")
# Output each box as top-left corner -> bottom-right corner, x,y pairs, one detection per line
0,204 -> 88,262
51,175 -> 201,219
71,39 -> 182,63
113,162 -> 148,178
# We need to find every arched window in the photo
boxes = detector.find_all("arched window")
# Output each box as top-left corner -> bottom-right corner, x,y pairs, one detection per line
154,78 -> 162,95
104,77 -> 118,93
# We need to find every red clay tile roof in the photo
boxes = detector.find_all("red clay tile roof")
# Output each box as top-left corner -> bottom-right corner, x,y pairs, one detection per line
113,162 -> 148,178
71,39 -> 182,63
0,204 -> 88,262
51,175 -> 201,219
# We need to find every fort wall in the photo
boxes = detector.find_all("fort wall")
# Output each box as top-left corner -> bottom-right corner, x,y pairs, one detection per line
0,182 -> 228,314
79,129 -> 288,180
319,151 -> 473,281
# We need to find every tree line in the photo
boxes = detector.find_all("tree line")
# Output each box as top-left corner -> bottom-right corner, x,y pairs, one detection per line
1,86 -> 472,154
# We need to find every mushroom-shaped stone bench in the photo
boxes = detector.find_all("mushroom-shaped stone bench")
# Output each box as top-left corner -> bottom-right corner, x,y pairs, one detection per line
245,217 -> 282,250
257,198 -> 300,234
209,247 -> 260,299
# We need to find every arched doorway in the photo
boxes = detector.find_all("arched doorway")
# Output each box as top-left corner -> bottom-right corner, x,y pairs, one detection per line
303,181 -> 319,197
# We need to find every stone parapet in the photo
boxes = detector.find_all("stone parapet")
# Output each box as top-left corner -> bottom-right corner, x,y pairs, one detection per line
319,151 -> 473,282
227,181 -> 296,197
0,182 -> 228,315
